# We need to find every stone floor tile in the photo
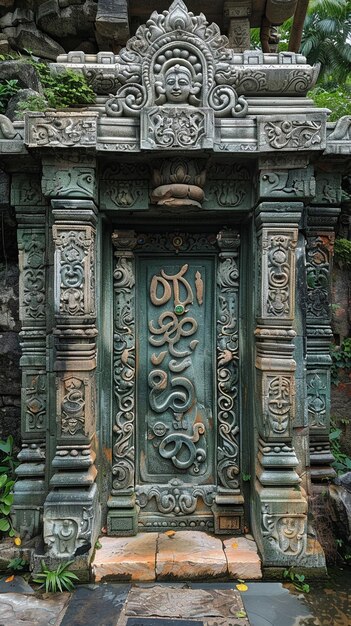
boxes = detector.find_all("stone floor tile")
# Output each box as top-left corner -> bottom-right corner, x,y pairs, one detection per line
92,534 -> 158,582
156,531 -> 227,580
60,583 -> 130,626
125,585 -> 247,620
0,592 -> 70,626
239,582 -> 320,626
224,536 -> 262,580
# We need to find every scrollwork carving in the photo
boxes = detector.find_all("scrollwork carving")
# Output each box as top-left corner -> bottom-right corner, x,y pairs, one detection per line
216,230 -> 240,490
306,235 -> 332,321
136,479 -> 215,515
26,113 -> 97,147
111,231 -> 137,492
25,374 -> 46,431
263,119 -> 322,150
19,231 -> 46,320
307,373 -> 327,429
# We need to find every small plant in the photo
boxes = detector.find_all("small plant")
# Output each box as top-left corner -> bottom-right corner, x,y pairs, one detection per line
0,436 -> 18,537
15,95 -> 49,119
330,421 -> 351,474
334,238 -> 351,269
0,435 -> 18,476
330,338 -> 351,386
0,79 -> 19,114
32,560 -> 79,592
0,473 -> 15,535
283,569 -> 310,593
7,557 -> 29,573
242,473 -> 251,482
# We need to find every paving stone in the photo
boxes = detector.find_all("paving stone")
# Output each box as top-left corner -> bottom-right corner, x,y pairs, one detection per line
119,585 -> 248,626
0,592 -> 70,626
224,536 -> 262,580
156,531 -> 227,580
92,535 -> 158,582
60,583 -> 130,626
0,575 -> 35,594
239,582 -> 319,626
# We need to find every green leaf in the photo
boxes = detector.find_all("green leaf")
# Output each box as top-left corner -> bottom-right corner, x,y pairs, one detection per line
0,518 -> 10,531
0,474 -> 8,488
330,429 -> 342,440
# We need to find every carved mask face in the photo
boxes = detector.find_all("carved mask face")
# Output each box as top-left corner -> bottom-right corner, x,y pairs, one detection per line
164,67 -> 193,103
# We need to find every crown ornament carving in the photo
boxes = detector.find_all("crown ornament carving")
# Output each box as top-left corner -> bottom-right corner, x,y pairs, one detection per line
105,0 -> 248,120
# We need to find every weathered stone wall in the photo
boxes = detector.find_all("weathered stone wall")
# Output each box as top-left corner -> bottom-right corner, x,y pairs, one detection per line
0,210 -> 21,448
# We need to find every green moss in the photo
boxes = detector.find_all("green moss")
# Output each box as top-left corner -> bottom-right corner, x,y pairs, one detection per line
334,238 -> 351,268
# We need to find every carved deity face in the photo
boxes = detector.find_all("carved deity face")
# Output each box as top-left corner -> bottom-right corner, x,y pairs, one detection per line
164,66 -> 193,104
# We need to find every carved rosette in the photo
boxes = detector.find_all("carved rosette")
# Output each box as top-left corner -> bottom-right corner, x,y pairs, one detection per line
111,230 -> 137,492
216,230 -> 240,491
53,226 -> 95,319
261,229 -> 298,321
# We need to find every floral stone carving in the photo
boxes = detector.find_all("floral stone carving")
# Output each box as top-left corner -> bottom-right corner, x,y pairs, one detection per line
151,158 -> 207,208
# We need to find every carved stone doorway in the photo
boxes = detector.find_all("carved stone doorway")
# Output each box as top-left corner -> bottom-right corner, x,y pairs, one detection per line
109,229 -> 244,535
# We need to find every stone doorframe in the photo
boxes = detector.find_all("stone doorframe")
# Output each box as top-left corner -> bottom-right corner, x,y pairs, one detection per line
107,228 -> 244,536
6,0 -> 350,573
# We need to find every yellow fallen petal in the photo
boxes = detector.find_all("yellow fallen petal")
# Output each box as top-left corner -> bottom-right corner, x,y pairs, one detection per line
164,530 -> 176,537
236,583 -> 248,592
14,537 -> 21,546
5,575 -> 14,583
232,542 -> 238,548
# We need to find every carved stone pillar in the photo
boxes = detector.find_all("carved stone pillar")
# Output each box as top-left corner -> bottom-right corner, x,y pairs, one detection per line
107,230 -> 138,535
224,1 -> 251,52
306,170 -> 341,489
41,156 -> 100,561
253,200 -> 324,568
11,174 -> 48,538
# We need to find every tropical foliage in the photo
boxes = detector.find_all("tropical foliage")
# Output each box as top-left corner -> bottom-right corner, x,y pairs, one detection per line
300,0 -> 351,84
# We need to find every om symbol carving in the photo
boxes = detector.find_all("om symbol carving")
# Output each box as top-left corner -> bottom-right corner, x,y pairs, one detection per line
148,263 -> 206,474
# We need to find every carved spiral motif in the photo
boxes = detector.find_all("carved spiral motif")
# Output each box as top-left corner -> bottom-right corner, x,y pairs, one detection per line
208,85 -> 248,118
105,84 -> 147,117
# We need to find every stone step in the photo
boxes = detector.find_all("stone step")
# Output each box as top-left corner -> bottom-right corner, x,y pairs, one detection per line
92,531 -> 262,582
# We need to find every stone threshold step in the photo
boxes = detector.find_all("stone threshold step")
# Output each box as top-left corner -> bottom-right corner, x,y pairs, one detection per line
92,531 -> 262,582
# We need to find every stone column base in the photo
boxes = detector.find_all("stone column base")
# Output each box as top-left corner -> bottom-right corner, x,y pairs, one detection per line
252,482 -> 326,569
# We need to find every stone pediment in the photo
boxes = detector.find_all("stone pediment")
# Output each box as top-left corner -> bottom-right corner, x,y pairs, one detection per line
1,1 -> 348,158
56,0 -> 318,104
